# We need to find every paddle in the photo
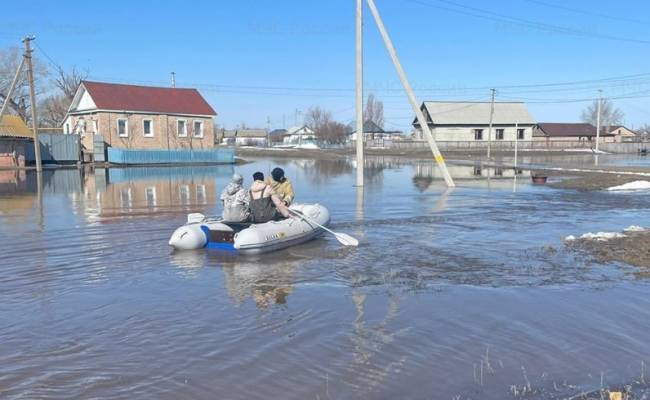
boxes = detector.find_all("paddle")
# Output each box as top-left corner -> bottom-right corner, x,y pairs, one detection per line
288,208 -> 359,247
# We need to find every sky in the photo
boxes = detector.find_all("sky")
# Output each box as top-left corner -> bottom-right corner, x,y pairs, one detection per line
2,0 -> 650,131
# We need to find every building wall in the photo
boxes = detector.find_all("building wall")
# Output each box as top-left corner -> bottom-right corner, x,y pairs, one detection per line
418,125 -> 534,141
0,139 -> 28,167
64,112 -> 214,151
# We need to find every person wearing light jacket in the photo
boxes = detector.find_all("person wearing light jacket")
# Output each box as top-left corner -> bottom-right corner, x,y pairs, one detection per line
249,171 -> 290,223
220,173 -> 250,222
265,167 -> 294,205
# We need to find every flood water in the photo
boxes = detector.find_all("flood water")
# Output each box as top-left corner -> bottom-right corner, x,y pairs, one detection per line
1,157 -> 649,399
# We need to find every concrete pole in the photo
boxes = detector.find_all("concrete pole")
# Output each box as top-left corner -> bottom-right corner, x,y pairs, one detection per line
487,88 -> 495,159
24,36 -> 42,172
365,0 -> 454,187
514,121 -> 518,170
0,57 -> 26,121
596,89 -> 602,153
171,72 -> 176,88
355,0 -> 364,187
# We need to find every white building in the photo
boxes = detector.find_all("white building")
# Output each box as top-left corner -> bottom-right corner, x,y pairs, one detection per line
283,125 -> 316,145
413,101 -> 536,142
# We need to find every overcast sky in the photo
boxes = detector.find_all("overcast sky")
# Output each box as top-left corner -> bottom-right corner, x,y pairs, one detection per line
2,0 -> 650,130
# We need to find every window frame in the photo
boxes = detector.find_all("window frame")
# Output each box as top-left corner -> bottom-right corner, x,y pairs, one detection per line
496,128 -> 505,140
143,119 -> 154,138
193,120 -> 204,138
177,119 -> 188,137
474,129 -> 484,140
517,128 -> 525,140
117,118 -> 129,138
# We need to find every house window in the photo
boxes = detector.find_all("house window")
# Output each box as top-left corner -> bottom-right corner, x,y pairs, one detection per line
496,129 -> 504,140
120,187 -> 132,209
517,128 -> 525,140
193,121 -> 204,138
179,185 -> 190,204
143,119 -> 154,137
196,184 -> 206,204
117,119 -> 128,138
177,120 -> 187,137
474,129 -> 483,140
145,186 -> 157,207
473,166 -> 482,176
495,167 -> 503,176
92,120 -> 98,135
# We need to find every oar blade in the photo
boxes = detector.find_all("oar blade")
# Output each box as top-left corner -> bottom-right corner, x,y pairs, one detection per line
334,232 -> 359,247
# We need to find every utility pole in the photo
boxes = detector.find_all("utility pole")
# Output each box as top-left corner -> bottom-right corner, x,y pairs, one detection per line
171,72 -> 176,88
596,89 -> 602,153
266,116 -> 271,148
24,36 -> 42,173
487,88 -> 496,159
355,0 -> 364,187
365,0 -> 454,187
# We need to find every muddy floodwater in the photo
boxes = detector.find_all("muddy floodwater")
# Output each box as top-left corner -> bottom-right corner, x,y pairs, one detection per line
1,157 -> 649,399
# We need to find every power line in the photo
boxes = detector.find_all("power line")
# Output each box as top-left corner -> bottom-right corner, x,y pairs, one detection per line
405,0 -> 650,45
522,0 -> 650,26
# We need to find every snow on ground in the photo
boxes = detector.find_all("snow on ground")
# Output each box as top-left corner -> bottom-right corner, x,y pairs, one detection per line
562,148 -> 609,154
564,226 -> 646,242
607,180 -> 650,191
624,225 -> 647,232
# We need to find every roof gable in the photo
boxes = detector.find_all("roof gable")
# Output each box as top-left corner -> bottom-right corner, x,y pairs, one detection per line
70,81 -> 217,116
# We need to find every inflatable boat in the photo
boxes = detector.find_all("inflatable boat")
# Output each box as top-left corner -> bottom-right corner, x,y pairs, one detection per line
168,203 -> 330,254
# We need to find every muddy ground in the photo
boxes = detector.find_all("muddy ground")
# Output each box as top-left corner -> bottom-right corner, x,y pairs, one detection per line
566,230 -> 650,269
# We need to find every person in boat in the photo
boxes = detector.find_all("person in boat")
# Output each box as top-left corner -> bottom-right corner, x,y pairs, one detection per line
220,173 -> 250,222
265,167 -> 294,205
249,171 -> 290,223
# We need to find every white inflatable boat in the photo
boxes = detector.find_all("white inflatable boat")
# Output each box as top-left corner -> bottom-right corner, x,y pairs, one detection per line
168,203 -> 330,254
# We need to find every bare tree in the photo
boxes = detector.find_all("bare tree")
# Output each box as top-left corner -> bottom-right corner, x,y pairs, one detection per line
364,93 -> 384,129
38,66 -> 87,127
0,47 -> 49,123
304,106 -> 347,144
581,98 -> 624,129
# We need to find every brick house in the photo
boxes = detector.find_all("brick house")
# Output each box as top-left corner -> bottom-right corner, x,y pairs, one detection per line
63,81 -> 217,154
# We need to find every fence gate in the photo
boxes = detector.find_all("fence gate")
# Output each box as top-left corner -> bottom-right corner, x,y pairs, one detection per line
26,133 -> 81,163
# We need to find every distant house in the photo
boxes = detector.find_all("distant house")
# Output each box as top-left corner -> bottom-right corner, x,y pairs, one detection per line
347,120 -> 402,142
605,125 -> 638,143
533,123 -> 615,144
283,125 -> 316,145
219,129 -> 268,147
0,115 -> 32,168
62,81 -> 217,154
268,129 -> 289,144
413,101 -> 536,142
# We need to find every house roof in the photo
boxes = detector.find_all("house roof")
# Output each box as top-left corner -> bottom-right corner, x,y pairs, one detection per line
607,125 -> 637,135
75,81 -> 216,116
269,129 -> 288,137
347,120 -> 401,135
418,101 -> 535,125
287,125 -> 315,135
0,115 -> 33,138
535,123 -> 613,137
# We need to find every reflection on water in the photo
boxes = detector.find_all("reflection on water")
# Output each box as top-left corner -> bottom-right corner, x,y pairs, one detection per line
1,157 -> 650,399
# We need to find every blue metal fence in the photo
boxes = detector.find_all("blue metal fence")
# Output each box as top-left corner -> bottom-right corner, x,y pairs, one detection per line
25,133 -> 81,163
107,148 -> 235,165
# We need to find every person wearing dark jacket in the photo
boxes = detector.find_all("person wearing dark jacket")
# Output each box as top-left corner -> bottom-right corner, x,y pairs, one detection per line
249,172 -> 290,223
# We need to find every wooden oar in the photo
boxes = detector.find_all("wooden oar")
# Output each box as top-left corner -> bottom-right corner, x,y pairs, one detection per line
289,208 -> 359,247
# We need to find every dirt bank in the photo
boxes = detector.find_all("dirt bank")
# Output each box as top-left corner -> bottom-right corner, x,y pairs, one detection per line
545,170 -> 650,191
566,229 -> 650,269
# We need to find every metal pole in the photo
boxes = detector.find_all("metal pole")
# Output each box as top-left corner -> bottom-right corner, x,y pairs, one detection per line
0,58 -> 26,121
514,121 -> 518,170
24,36 -> 42,173
596,89 -> 602,153
365,0 -> 454,187
487,88 -> 495,159
355,0 -> 364,187
171,72 -> 176,88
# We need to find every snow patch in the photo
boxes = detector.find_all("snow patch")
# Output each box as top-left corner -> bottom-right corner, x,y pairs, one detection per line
607,180 -> 650,191
624,225 -> 646,232
579,232 -> 627,241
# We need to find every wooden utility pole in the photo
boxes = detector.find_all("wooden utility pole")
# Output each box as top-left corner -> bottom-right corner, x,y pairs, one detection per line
487,88 -> 496,159
23,36 -> 42,172
596,89 -> 602,153
355,0 -> 364,187
365,0 -> 454,187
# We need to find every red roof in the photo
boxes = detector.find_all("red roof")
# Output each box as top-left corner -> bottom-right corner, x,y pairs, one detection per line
81,81 -> 216,116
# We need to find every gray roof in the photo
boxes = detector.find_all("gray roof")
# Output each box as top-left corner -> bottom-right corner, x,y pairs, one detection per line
418,101 -> 536,125
222,129 -> 267,138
